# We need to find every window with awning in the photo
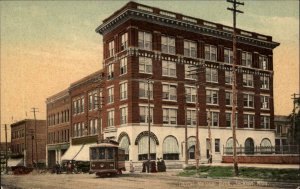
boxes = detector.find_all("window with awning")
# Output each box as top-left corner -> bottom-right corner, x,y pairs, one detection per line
162,136 -> 179,160
138,136 -> 156,160
119,136 -> 130,161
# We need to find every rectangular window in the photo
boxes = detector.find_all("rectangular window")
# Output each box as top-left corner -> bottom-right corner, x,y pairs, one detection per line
184,40 -> 197,58
108,86 -> 114,104
121,33 -> 128,51
225,70 -> 232,85
139,106 -> 153,123
186,109 -> 196,126
259,55 -> 268,70
242,52 -> 252,67
260,116 -> 270,129
226,113 -> 238,127
93,92 -> 100,110
206,68 -> 218,83
162,60 -> 176,77
89,119 -> 97,135
185,86 -> 196,103
108,110 -> 114,127
139,57 -> 152,74
73,123 -> 77,137
243,114 -> 255,128
88,94 -> 93,111
139,81 -> 153,99
225,92 -> 232,106
260,95 -> 270,109
260,76 -> 270,89
138,31 -> 152,50
185,64 -> 197,80
108,40 -> 114,57
224,48 -> 233,64
162,84 -> 177,101
163,108 -> 177,125
120,57 -> 127,75
205,45 -> 217,61
107,64 -> 114,79
208,111 -> 219,127
120,107 -> 128,125
243,73 -> 253,87
120,82 -> 127,100
243,94 -> 254,108
80,98 -> 84,113
161,36 -> 175,54
215,139 -> 220,153
73,101 -> 77,115
206,90 -> 218,105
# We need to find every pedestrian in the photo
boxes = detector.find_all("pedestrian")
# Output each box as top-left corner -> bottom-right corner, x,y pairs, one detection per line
67,161 -> 72,174
129,160 -> 134,173
55,161 -> 61,174
160,158 -> 166,172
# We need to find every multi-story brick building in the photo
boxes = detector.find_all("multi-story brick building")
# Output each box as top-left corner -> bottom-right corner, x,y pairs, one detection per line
95,2 -> 279,164
10,119 -> 46,167
60,70 -> 104,162
46,89 -> 71,168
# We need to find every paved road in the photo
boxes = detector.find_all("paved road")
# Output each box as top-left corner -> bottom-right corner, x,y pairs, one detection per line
1,171 -> 299,189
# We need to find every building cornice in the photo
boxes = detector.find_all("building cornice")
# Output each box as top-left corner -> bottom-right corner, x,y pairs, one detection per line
96,8 -> 279,50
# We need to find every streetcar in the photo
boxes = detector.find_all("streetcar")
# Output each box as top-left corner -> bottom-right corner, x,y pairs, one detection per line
89,140 -> 126,177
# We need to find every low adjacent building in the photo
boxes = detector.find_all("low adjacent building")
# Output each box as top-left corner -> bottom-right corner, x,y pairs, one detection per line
10,119 -> 46,167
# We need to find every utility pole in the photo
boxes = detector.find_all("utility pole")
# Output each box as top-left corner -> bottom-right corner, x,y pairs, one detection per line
184,104 -> 188,166
195,82 -> 200,170
207,109 -> 212,164
291,93 -> 300,145
227,0 -> 244,176
28,129 -> 34,167
147,78 -> 151,173
187,64 -> 204,171
5,124 -> 8,174
31,108 -> 39,168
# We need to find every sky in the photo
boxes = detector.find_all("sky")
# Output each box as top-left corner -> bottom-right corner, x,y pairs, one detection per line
0,0 -> 299,141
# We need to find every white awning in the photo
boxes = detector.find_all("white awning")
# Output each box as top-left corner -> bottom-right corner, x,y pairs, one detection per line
7,158 -> 24,167
61,144 -> 84,161
73,143 -> 95,161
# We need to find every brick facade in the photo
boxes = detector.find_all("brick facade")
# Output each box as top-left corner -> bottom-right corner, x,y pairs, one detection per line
11,119 -> 46,167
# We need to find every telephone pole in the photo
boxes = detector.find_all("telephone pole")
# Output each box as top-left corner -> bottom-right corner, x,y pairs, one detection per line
207,109 -> 212,164
5,124 -> 8,173
147,77 -> 151,172
291,93 -> 300,144
31,107 -> 39,168
227,0 -> 244,176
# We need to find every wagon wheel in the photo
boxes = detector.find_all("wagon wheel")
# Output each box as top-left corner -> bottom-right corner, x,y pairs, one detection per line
117,169 -> 122,175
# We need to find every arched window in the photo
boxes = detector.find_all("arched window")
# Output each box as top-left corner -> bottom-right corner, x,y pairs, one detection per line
260,138 -> 272,154
162,136 -> 179,160
138,136 -> 156,161
187,137 -> 200,159
119,135 -> 130,161
225,137 -> 239,155
245,138 -> 254,155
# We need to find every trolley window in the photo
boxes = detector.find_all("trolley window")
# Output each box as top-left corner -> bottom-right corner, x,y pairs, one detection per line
107,148 -> 114,159
91,148 -> 97,160
99,147 -> 106,159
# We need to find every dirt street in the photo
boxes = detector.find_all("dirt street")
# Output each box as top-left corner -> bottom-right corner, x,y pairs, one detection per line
1,171 -> 297,189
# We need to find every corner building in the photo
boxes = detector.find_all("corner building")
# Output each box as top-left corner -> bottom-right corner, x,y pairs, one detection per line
96,2 -> 279,165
